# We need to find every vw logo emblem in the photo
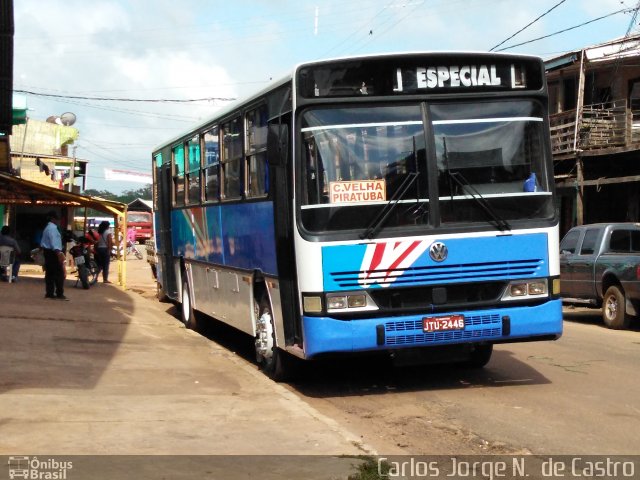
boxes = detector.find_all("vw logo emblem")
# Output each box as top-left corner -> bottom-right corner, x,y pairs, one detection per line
429,242 -> 448,262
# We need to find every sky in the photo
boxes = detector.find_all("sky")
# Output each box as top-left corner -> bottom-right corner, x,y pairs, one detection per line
12,0 -> 638,193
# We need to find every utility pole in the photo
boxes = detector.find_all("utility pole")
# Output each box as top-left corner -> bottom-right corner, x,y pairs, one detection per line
68,145 -> 77,193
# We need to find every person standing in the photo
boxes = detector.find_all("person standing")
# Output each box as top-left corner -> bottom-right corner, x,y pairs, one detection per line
0,226 -> 21,281
40,210 -> 67,300
95,220 -> 114,284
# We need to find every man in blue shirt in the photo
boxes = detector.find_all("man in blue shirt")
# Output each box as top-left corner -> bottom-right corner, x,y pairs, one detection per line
40,210 -> 67,300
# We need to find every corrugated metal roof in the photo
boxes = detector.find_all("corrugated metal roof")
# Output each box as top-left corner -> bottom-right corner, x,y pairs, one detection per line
0,171 -> 125,215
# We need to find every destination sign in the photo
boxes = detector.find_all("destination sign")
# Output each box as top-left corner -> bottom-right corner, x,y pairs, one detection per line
329,180 -> 386,204
297,54 -> 543,99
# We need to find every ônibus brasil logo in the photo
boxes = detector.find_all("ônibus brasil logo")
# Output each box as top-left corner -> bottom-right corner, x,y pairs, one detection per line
7,456 -> 73,480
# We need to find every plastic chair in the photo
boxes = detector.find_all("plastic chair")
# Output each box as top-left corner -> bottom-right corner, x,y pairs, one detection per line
0,246 -> 16,283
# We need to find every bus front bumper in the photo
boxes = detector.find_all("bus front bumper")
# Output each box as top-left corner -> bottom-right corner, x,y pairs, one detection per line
301,299 -> 562,358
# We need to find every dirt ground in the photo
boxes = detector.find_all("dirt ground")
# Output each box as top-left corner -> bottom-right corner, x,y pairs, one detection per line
282,360 -> 530,456
123,258 -> 634,458
124,257 -> 499,455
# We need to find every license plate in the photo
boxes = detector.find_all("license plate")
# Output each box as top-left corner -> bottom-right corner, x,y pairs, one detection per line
74,256 -> 85,265
423,314 -> 465,332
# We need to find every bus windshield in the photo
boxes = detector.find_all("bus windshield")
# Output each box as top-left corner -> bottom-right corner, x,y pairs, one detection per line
299,100 -> 553,235
433,100 -> 552,225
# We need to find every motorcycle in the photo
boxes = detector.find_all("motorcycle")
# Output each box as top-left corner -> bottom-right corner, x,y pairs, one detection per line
69,235 -> 99,289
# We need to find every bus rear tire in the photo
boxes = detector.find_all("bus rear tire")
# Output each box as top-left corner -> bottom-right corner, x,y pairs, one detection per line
461,343 -> 493,368
254,293 -> 294,381
181,279 -> 198,331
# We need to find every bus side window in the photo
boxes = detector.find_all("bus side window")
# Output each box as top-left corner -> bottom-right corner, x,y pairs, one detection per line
186,135 -> 201,205
172,143 -> 185,207
246,105 -> 268,198
222,117 -> 243,200
204,127 -> 220,202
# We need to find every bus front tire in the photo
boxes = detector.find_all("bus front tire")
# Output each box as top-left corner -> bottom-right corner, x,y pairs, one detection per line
254,293 -> 294,382
181,279 -> 197,330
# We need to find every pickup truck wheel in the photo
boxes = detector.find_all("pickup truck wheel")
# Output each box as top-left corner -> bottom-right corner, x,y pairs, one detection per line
602,285 -> 631,330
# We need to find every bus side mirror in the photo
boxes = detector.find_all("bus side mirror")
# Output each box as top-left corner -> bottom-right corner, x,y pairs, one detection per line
267,123 -> 289,167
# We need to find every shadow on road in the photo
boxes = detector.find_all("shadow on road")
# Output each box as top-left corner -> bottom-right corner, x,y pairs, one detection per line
183,311 -> 551,397
0,274 -> 134,395
563,306 -> 640,331
288,349 -> 550,399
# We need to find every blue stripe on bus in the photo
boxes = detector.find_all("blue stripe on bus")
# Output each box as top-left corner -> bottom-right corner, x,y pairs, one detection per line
170,202 -> 278,275
322,233 -> 549,291
302,298 -> 562,358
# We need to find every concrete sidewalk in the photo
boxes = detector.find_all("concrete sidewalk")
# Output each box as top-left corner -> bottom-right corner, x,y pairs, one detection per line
0,268 -> 373,461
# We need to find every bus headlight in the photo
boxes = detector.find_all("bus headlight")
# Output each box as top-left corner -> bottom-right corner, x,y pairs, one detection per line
325,294 -> 367,309
325,291 -> 378,313
510,283 -> 528,297
327,295 -> 348,310
348,294 -> 367,308
502,279 -> 548,301
528,281 -> 547,295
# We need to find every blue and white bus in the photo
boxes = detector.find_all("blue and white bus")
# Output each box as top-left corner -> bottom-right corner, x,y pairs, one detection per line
152,52 -> 562,379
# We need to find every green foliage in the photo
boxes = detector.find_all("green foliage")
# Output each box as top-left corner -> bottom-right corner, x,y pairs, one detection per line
83,185 -> 151,204
348,457 -> 389,480
83,188 -> 118,200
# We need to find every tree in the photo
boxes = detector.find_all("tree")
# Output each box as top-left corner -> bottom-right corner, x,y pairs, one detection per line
83,186 -> 151,204
83,188 -> 118,200
118,185 -> 152,204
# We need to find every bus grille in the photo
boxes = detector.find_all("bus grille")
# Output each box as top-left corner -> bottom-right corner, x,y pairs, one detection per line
384,313 -> 502,346
331,259 -> 543,288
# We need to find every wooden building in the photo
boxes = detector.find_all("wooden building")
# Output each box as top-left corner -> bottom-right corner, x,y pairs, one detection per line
546,35 -> 640,236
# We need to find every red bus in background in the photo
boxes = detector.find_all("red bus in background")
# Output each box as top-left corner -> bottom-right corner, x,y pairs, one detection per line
127,211 -> 153,243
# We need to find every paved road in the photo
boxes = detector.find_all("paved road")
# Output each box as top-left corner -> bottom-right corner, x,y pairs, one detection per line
125,255 -> 640,457
111,257 -> 640,456
7,254 -> 638,467
0,257 -> 373,479
288,309 -> 640,455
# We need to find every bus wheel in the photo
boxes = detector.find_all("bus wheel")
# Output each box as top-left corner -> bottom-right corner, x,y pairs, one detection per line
254,293 -> 290,381
461,343 -> 493,368
181,279 -> 197,330
602,285 -> 631,329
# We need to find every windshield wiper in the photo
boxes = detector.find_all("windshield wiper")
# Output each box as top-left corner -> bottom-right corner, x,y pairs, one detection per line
446,170 -> 511,232
360,172 -> 419,240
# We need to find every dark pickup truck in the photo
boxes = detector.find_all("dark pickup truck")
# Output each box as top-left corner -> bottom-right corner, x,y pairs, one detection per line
559,223 -> 640,329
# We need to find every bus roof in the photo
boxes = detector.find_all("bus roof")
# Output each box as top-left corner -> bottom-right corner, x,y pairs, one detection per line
152,50 -> 543,153
152,74 -> 291,153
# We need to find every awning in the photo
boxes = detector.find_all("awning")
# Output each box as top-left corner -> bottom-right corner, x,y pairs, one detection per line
0,171 -> 130,288
0,171 -> 123,213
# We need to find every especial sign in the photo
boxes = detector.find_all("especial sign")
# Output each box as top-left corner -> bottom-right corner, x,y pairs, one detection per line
297,54 -> 543,98
394,64 -> 515,91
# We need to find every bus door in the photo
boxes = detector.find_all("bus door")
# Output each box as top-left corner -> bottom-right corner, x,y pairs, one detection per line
158,162 -> 178,298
